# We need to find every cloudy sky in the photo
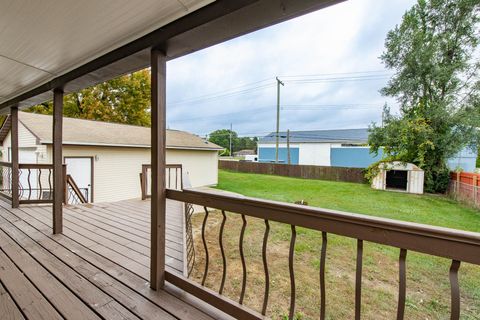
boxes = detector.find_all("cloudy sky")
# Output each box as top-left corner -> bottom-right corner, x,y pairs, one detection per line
166,0 -> 417,138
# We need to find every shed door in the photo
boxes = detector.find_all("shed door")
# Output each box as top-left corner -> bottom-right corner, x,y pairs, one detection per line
65,157 -> 92,202
386,170 -> 408,190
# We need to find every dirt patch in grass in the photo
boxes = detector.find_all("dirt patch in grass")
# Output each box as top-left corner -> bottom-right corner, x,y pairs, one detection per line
190,210 -> 480,320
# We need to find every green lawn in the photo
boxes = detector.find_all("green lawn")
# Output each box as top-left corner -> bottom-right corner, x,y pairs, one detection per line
216,169 -> 480,232
188,170 -> 480,319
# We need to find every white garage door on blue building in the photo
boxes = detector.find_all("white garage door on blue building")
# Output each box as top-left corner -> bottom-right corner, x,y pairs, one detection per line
257,128 -> 477,171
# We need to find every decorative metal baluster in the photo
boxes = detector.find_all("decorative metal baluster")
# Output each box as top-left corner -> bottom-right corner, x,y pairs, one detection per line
8,167 -> 13,196
185,203 -> 195,277
355,239 -> 364,320
38,169 -> 42,200
397,249 -> 407,320
48,169 -> 52,199
320,232 -> 328,320
17,169 -> 22,199
239,214 -> 247,304
449,260 -> 461,320
27,168 -> 32,200
288,225 -> 297,320
261,219 -> 270,315
201,207 -> 209,286
218,210 -> 227,294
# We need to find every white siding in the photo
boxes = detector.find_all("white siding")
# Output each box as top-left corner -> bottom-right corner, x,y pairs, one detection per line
298,143 -> 332,166
2,122 -> 39,161
45,145 -> 218,203
1,125 -> 219,203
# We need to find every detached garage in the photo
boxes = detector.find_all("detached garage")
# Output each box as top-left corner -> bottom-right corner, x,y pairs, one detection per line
0,112 -> 221,203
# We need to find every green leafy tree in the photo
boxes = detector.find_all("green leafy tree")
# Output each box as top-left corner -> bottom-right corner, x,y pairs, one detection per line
208,129 -> 238,153
208,130 -> 258,154
369,0 -> 480,193
28,69 -> 151,126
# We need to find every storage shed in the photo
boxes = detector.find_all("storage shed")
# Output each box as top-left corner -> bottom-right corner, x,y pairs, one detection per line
371,161 -> 424,194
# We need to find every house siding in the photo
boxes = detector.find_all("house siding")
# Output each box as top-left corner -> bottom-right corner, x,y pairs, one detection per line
330,147 -> 383,168
43,145 -> 218,203
258,145 -> 300,164
2,122 -> 38,161
1,123 -> 219,203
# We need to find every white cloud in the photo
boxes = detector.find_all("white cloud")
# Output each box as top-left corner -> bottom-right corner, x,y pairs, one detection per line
166,0 -> 416,137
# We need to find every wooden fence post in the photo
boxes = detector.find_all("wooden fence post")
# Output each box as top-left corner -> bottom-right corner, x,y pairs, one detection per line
473,176 -> 477,207
455,172 -> 460,200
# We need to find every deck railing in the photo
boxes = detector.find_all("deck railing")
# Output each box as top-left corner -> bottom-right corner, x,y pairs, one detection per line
140,164 -> 183,199
0,162 -> 86,205
166,188 -> 480,320
0,161 -> 13,201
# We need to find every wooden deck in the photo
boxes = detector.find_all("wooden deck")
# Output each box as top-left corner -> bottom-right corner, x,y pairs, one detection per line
0,198 -> 217,320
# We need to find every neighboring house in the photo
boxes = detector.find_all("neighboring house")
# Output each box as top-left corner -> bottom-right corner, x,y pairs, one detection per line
258,128 -> 477,170
447,147 -> 478,172
257,128 -> 382,168
0,112 -> 222,203
234,149 -> 256,156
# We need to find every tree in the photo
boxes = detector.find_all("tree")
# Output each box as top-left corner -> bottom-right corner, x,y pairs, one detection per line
28,69 -> 151,126
369,0 -> 480,193
208,129 -> 237,153
208,129 -> 258,154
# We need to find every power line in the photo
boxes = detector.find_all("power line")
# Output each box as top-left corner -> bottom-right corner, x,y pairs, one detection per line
169,79 -> 274,106
278,70 -> 392,78
168,103 -> 383,123
168,71 -> 393,106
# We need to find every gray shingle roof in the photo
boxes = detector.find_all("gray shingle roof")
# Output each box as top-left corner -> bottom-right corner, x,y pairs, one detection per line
4,112 -> 222,150
259,128 -> 369,144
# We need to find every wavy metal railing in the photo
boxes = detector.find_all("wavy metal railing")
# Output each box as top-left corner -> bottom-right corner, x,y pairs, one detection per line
0,162 -> 13,200
0,163 -> 87,205
184,202 -> 196,277
18,164 -> 54,204
165,188 -> 480,320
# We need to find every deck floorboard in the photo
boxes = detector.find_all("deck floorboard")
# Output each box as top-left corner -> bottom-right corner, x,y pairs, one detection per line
0,198 -> 215,320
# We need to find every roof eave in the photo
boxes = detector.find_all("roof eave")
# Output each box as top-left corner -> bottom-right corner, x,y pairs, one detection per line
0,0 -> 345,112
40,140 -> 221,151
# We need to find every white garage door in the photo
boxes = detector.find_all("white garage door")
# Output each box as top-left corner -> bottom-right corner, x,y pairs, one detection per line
65,157 -> 92,202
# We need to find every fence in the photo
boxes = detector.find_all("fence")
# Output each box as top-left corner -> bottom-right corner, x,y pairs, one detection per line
449,172 -> 480,208
219,160 -> 366,184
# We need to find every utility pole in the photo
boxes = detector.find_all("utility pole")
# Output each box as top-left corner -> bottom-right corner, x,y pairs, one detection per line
287,129 -> 291,165
229,123 -> 233,158
275,76 -> 284,163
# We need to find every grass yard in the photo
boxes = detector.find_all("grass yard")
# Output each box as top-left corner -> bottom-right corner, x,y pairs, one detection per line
189,170 -> 480,319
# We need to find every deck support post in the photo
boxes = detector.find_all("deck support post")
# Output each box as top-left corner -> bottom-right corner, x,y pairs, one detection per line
150,47 -> 167,290
11,106 -> 19,208
53,88 -> 64,234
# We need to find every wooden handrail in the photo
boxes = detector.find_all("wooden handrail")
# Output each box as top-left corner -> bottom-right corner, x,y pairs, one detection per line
19,163 -> 55,169
66,174 -> 88,204
0,161 -> 12,167
166,188 -> 480,320
140,164 -> 183,199
167,188 -> 480,264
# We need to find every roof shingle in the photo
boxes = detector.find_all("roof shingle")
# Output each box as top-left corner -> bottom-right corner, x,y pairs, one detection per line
7,112 -> 221,150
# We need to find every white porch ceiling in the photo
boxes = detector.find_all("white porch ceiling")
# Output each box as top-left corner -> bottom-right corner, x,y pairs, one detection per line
0,0 -> 214,105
